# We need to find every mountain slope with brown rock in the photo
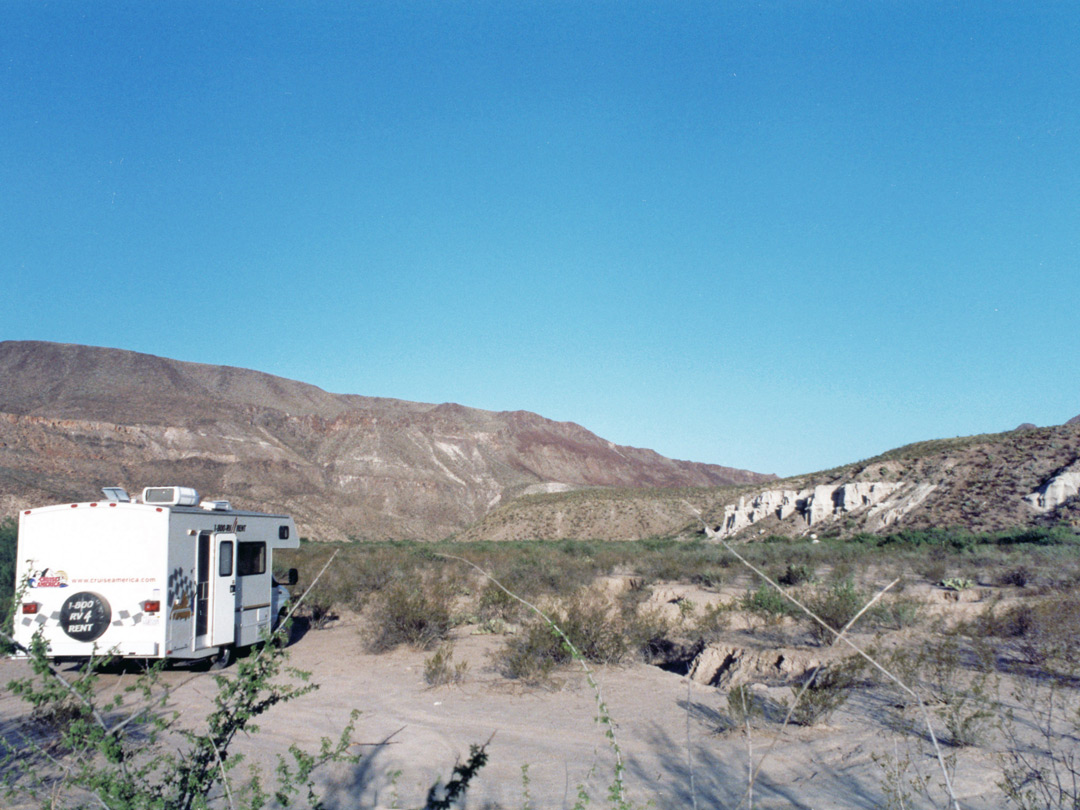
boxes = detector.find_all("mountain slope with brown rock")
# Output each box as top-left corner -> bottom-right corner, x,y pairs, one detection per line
0,341 -> 774,540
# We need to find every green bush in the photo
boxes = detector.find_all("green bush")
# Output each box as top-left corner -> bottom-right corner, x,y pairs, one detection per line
889,636 -> 997,748
741,583 -> 799,621
804,580 -> 870,645
488,547 -> 598,601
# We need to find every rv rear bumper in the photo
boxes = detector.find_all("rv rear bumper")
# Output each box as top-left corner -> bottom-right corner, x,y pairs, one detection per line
24,640 -> 162,659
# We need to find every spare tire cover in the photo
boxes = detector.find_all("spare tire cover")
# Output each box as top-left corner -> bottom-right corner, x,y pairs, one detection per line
60,592 -> 111,642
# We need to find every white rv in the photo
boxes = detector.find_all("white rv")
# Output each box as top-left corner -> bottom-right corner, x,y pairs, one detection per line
13,486 -> 299,667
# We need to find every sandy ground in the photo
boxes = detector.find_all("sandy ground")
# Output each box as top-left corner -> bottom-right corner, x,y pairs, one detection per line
0,606 -> 1015,810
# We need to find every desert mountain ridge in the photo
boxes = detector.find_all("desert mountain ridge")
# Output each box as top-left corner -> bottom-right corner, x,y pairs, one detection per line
0,340 -> 773,540
460,420 -> 1080,542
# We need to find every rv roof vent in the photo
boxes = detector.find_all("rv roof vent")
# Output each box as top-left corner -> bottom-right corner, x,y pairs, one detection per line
200,500 -> 233,512
142,486 -> 200,507
101,487 -> 130,503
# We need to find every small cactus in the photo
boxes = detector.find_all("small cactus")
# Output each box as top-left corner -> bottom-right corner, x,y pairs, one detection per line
940,577 -> 975,591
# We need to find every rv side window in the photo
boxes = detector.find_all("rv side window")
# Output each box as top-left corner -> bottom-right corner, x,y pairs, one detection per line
237,542 -> 266,576
219,541 -> 234,577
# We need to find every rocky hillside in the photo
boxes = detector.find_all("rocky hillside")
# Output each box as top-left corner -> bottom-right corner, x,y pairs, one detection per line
458,422 -> 1080,541
0,341 -> 773,540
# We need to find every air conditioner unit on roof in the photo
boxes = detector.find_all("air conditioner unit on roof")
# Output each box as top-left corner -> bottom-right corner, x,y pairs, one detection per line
141,487 -> 200,507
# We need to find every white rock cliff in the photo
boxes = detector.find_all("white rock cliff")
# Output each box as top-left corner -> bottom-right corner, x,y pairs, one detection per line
1024,469 -> 1080,512
718,481 -> 908,537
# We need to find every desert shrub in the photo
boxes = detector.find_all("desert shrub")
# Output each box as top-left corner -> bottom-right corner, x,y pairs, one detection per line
492,549 -> 596,601
367,577 -> 453,652
626,539 -> 735,586
622,606 -> 675,662
997,565 -> 1030,588
424,643 -> 469,687
497,592 -> 628,680
348,546 -> 411,594
741,583 -> 799,621
965,592 -> 1080,671
893,636 -> 998,747
557,592 -> 628,665
940,677 -> 996,747
497,617 -> 571,681
820,554 -> 857,584
804,580 -> 870,645
688,564 -> 728,589
785,657 -> 866,726
1007,593 -> 1080,669
778,562 -> 815,587
282,543 -> 425,620
726,684 -> 763,728
633,549 -> 692,582
916,551 -> 950,585
304,593 -> 339,630
477,580 -> 523,623
968,601 -> 1033,641
866,593 -> 922,631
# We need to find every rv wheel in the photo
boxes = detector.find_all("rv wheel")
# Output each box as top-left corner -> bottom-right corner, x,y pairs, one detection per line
272,611 -> 291,647
210,645 -> 234,670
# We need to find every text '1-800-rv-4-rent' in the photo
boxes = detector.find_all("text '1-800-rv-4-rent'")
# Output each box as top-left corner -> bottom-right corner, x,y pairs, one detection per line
13,486 -> 300,668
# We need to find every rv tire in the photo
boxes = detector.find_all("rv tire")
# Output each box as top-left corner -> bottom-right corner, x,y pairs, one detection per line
210,644 -> 234,670
272,609 -> 292,645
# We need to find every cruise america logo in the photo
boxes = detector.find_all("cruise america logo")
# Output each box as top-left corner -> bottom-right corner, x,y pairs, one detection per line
29,567 -> 70,588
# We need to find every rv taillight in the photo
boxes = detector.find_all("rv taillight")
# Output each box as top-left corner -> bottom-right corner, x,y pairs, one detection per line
143,600 -> 161,614
21,603 -> 38,615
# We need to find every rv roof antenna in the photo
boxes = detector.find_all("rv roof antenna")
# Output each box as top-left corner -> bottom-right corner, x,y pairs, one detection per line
101,487 -> 130,503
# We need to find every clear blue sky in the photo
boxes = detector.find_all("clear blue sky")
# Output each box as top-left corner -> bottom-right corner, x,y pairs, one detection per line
3,2 -> 1079,477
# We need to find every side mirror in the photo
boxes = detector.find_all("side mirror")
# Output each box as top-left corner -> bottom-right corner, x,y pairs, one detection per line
287,568 -> 299,586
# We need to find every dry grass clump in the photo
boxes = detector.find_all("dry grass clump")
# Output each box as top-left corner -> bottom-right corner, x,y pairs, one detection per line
424,643 -> 469,687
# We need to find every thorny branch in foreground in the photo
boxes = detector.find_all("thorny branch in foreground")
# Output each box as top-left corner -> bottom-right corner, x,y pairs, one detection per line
1,551 -> 359,810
